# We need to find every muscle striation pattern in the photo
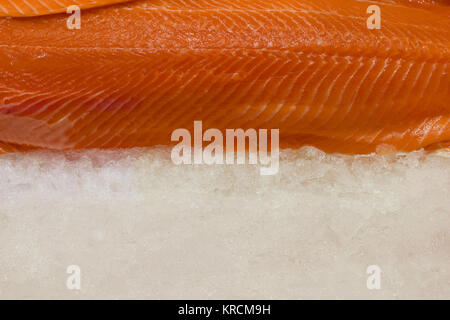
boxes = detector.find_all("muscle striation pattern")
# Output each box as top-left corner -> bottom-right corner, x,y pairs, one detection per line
0,0 -> 131,17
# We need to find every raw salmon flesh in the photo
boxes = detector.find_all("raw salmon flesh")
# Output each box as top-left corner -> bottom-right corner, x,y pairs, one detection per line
0,0 -> 449,154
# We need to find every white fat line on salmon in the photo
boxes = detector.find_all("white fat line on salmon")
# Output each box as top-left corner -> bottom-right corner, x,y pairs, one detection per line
66,5 -> 81,30
171,121 -> 279,176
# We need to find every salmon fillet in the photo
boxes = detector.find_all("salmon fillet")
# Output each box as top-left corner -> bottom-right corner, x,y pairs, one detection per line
1,0 -> 449,17
0,0 -> 131,17
0,0 -> 449,154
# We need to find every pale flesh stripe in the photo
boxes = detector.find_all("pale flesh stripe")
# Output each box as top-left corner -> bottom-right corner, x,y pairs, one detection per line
353,58 -> 392,143
108,72 -> 190,147
7,0 -> 440,41
175,55 -> 250,122
356,59 -> 403,137
68,91 -> 120,144
270,55 -> 317,124
319,58 -> 367,145
133,1 -> 447,34
18,91 -> 88,146
0,0 -> 132,16
231,56 -> 295,126
408,118 -> 432,147
37,0 -> 54,12
6,0 -> 24,14
147,0 -> 329,12
21,0 -> 40,14
317,56 -> 365,132
419,116 -> 444,144
189,54 -> 273,131
52,0 -> 65,6
128,68 -> 218,146
29,73 -> 101,124
81,59 -> 176,148
67,86 -> 118,143
346,60 -> 411,145
281,56 -> 325,127
46,90 -> 109,148
394,61 -> 427,140
0,92 -> 37,109
437,118 -> 450,137
120,70 -> 201,144
171,0 -> 444,14
145,68 -> 233,145
13,95 -> 68,123
67,64 -> 152,146
401,62 -> 447,148
237,73 -> 281,125
29,2 -> 442,43
102,57 -> 206,147
40,69 -> 111,145
391,62 -> 428,139
35,88 -> 94,131
401,62 -> 439,137
143,54 -> 242,137
371,60 -> 415,126
7,58 -> 89,118
328,57 -> 374,132
266,55 -> 310,129
84,95 -> 147,147
304,55 -> 345,124
253,58 -> 304,124
309,55 -> 355,124
43,92 -> 94,139
171,53 -> 269,130
0,90 -> 44,107
164,56 -> 250,133
140,57 -> 220,135
0,13 -> 446,59
227,74 -> 277,124
287,56 -> 333,128
76,61 -> 156,143
3,92 -> 52,116
42,88 -> 100,137
40,60 -> 112,126
176,54 -> 260,131
365,128 -> 384,145
211,56 -> 286,129
63,60 -> 147,136
7,58 -> 107,120
119,56 -> 206,133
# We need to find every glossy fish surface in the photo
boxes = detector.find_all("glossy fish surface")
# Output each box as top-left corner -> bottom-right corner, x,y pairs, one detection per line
0,0 -> 449,154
